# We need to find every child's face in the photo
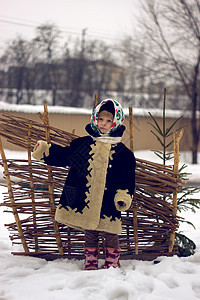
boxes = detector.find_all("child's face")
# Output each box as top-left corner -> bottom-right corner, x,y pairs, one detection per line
97,114 -> 113,134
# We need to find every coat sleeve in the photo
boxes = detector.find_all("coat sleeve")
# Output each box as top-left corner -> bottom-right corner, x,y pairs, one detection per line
43,142 -> 73,167
114,147 -> 136,212
32,138 -> 78,167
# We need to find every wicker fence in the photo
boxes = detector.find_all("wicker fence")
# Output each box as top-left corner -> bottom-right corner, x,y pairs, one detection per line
0,106 -> 184,260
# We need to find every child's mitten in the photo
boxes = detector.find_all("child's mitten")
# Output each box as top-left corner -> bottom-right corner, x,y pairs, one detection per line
32,140 -> 51,162
114,189 -> 132,211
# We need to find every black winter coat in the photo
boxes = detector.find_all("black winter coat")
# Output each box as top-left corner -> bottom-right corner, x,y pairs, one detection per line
44,134 -> 136,234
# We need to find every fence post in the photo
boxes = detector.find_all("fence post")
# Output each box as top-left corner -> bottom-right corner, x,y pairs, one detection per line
169,129 -> 184,252
28,122 -> 39,251
38,104 -> 64,256
93,94 -> 98,111
0,136 -> 29,253
129,107 -> 138,255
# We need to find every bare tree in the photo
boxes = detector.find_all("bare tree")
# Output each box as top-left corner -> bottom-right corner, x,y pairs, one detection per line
61,39 -> 118,107
0,25 -> 125,109
34,23 -> 61,105
3,37 -> 32,104
137,0 -> 200,163
83,40 -> 117,101
59,35 -> 87,107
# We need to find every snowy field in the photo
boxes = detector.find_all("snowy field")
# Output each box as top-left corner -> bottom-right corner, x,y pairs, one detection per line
0,150 -> 200,300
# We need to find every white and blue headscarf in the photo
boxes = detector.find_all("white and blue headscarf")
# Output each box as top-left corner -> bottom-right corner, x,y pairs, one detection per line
90,99 -> 125,136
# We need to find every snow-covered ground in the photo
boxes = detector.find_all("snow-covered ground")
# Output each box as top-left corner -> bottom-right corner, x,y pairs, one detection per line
0,150 -> 200,300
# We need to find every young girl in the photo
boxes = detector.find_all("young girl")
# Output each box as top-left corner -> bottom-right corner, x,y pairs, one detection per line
32,99 -> 136,270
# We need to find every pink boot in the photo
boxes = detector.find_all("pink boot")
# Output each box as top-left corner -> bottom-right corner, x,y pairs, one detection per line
101,247 -> 121,269
84,247 -> 98,270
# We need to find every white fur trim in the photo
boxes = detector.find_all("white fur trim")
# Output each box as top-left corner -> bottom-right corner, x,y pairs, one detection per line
92,136 -> 121,144
55,206 -> 123,234
114,189 -> 132,212
55,142 -> 112,230
32,140 -> 51,161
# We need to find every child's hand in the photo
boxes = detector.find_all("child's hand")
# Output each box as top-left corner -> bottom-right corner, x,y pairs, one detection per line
32,140 -> 50,161
34,141 -> 41,151
114,189 -> 132,211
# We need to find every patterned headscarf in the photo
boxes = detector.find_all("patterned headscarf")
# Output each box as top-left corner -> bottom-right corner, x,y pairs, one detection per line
90,99 -> 125,136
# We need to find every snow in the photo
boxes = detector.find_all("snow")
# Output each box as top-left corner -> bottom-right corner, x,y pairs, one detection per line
0,101 -> 92,115
0,101 -> 187,118
0,150 -> 200,300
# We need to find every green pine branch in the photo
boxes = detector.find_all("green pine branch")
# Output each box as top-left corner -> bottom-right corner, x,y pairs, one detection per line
148,88 -> 200,257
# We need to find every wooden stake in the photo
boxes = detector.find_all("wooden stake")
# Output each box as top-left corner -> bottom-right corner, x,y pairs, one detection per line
129,107 -> 134,152
93,94 -> 98,111
169,129 -> 184,253
129,107 -> 138,255
28,122 -> 38,251
0,136 -> 29,253
38,104 -> 64,256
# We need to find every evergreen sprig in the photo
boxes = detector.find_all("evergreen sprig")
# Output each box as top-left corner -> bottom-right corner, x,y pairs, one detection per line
148,88 -> 200,256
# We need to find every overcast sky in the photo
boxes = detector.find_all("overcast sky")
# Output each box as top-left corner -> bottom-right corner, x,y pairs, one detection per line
0,0 -> 140,54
